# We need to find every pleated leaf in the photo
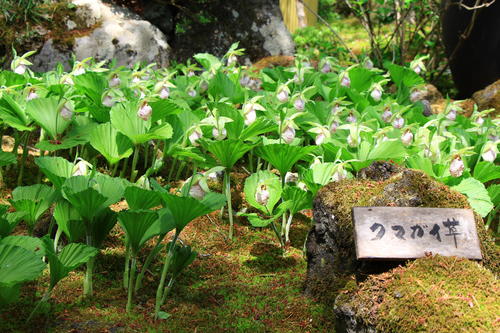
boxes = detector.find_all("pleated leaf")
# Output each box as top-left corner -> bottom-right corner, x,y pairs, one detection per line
89,122 -> 133,165
0,244 -> 45,286
118,210 -> 159,255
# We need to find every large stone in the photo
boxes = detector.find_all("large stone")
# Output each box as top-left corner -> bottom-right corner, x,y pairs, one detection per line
472,79 -> 500,116
304,161 -> 498,299
172,0 -> 294,64
31,0 -> 170,72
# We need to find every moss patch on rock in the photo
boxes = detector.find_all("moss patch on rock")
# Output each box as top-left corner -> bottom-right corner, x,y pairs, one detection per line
336,255 -> 500,332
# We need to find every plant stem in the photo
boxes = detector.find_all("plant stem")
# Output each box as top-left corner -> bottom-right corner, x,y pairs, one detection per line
167,158 -> 177,183
270,221 -> 284,247
54,228 -> 62,252
27,288 -> 51,323
285,213 -> 294,243
17,131 -> 31,186
123,242 -> 130,289
155,233 -> 178,319
130,145 -> 140,182
111,162 -> 119,177
161,277 -> 175,305
126,257 -> 137,313
83,256 -> 95,297
135,233 -> 165,292
224,170 -> 234,240
120,157 -> 128,178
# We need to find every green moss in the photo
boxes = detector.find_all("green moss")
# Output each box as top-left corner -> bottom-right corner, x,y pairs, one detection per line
341,255 -> 499,332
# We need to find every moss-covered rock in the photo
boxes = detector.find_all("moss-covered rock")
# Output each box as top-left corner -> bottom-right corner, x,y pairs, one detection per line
304,162 -> 499,302
335,255 -> 500,333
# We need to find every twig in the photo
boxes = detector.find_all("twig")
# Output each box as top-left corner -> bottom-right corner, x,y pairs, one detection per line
459,0 -> 496,10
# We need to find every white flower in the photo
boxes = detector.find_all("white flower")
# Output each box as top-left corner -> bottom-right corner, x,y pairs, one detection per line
189,183 -> 206,200
277,89 -> 289,103
364,59 -> 374,69
189,129 -> 203,146
401,130 -> 413,146
413,64 -> 422,74
63,76 -> 74,85
244,106 -> 257,126
73,66 -> 85,76
446,109 -> 457,121
27,90 -> 38,101
72,159 -> 91,176
294,98 -> 305,111
159,87 -> 170,99
137,102 -> 153,121
293,74 -> 303,84
188,89 -> 197,97
392,116 -> 404,129
14,64 -> 26,75
332,169 -> 347,182
187,70 -> 195,77
315,133 -> 326,145
410,89 -> 425,103
347,113 -> 356,123
347,134 -> 358,147
102,95 -> 115,107
340,73 -> 350,87
321,62 -> 331,73
281,125 -> 295,144
109,75 -> 120,87
212,127 -> 227,140
240,75 -> 250,87
285,172 -> 298,183
382,108 -> 392,122
370,88 -> 382,101
297,181 -> 308,191
227,55 -> 238,66
200,81 -> 209,93
329,121 -> 339,134
331,104 -> 341,115
60,105 -> 73,120
132,76 -> 141,83
475,116 -> 484,126
482,148 -> 497,162
449,156 -> 464,177
255,184 -> 270,206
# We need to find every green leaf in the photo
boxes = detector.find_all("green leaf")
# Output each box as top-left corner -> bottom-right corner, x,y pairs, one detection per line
124,186 -> 162,210
26,96 -> 71,139
89,122 -> 134,165
451,178 -> 494,217
10,184 -> 57,229
53,200 -> 85,242
194,53 -> 222,71
158,193 -> 215,232
118,210 -> 159,255
473,161 -> 500,184
168,243 -> 197,279
202,139 -> 253,169
244,171 -> 282,215
0,95 -> 33,131
0,244 -> 45,286
487,184 -> 500,206
256,144 -> 316,178
282,186 -> 313,215
35,156 -> 74,189
0,235 -> 45,257
367,140 -> 407,161
0,151 -> 16,168
406,155 -> 436,178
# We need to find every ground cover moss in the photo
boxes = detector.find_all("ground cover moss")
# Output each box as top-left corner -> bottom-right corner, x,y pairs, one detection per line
338,255 -> 499,332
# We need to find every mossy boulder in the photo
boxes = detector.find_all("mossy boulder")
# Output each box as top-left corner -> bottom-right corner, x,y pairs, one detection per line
335,255 -> 500,332
304,161 -> 499,301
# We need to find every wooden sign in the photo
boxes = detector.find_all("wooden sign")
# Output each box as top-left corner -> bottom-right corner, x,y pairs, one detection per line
352,207 -> 482,260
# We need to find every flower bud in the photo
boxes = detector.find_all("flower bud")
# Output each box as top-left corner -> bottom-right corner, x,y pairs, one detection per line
364,59 -> 374,69
382,108 -> 393,123
102,94 -> 115,107
189,183 -> 206,200
109,75 -> 120,87
346,113 -> 356,123
73,66 -> 85,76
244,105 -> 257,126
446,109 -> 457,121
331,104 -> 341,116
255,184 -> 270,206
240,75 -> 250,87
410,89 -> 425,103
347,134 -> 358,147
72,160 -> 91,176
329,121 -> 339,134
212,127 -> 227,140
187,70 -> 195,77
14,64 -> 26,75
449,156 -> 464,177
200,81 -> 209,93
340,73 -> 350,87
281,125 -> 295,144
159,87 -> 170,99
27,89 -> 38,101
401,130 -> 413,146
482,148 -> 497,162
294,98 -> 305,111
189,129 -> 202,146
332,169 -> 347,182
227,55 -> 238,66
315,133 -> 326,146
277,89 -> 289,103
285,172 -> 298,183
475,116 -> 484,126
421,100 -> 432,117
132,76 -> 141,83
392,116 -> 404,129
370,88 -> 382,101
413,64 -> 422,74
60,104 -> 73,120
188,89 -> 197,97
321,62 -> 331,73
137,102 -> 153,121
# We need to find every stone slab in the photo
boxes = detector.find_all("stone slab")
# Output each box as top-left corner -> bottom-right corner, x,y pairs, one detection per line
352,207 -> 482,260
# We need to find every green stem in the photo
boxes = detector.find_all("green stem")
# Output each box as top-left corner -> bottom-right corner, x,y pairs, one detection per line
270,221 -> 284,247
161,277 -> 175,305
54,228 -> 62,252
155,233 -> 178,319
167,158 -> 177,183
120,157 -> 128,179
27,288 -> 52,323
126,257 -> 137,313
130,145 -> 140,182
285,213 -> 294,243
135,233 -> 166,292
123,242 -> 130,289
224,171 -> 234,240
84,256 -> 95,297
7,131 -> 20,171
17,131 -> 31,186
111,162 -> 119,178
174,161 -> 186,181
143,142 -> 149,170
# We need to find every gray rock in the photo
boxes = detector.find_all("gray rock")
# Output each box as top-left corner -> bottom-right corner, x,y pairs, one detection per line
31,0 -> 171,72
334,301 -> 377,333
173,0 -> 294,63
